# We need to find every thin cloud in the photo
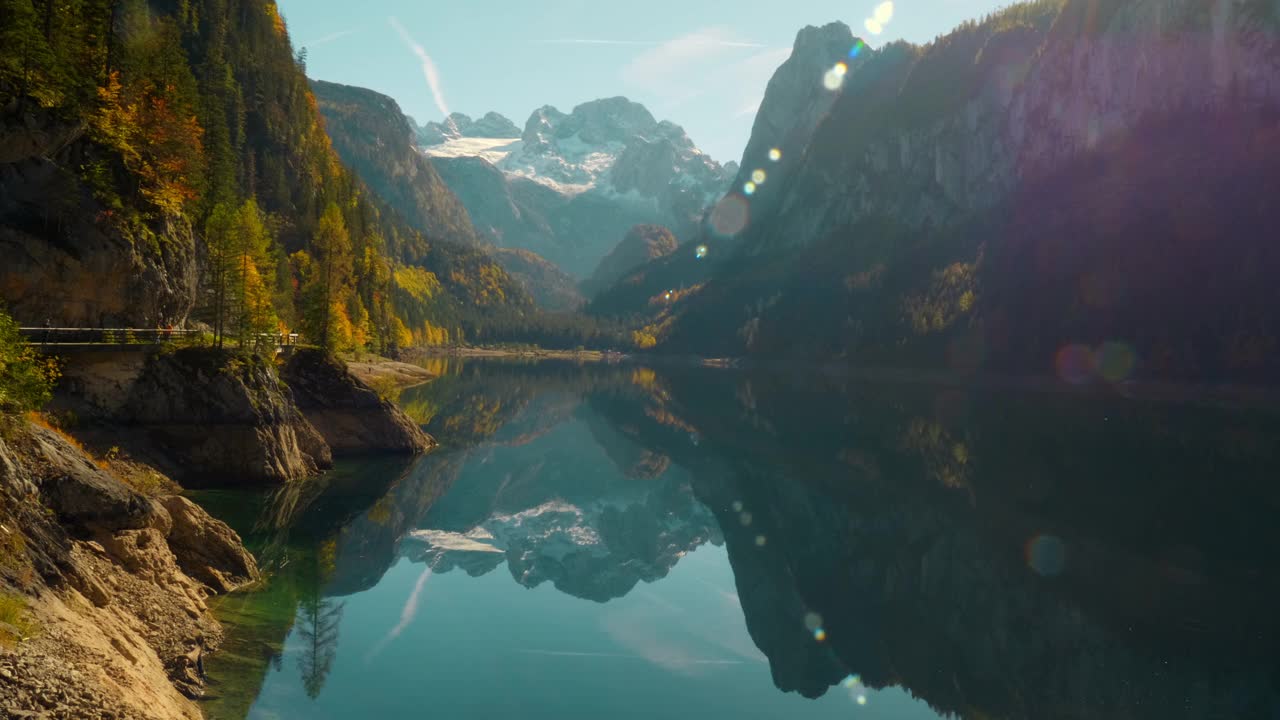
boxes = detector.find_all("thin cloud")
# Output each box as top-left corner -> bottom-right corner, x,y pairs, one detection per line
304,29 -> 358,48
389,17 -> 452,124
622,28 -> 764,106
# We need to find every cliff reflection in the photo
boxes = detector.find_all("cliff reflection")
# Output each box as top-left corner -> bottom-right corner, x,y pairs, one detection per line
611,367 -> 1280,719
203,360 -> 1280,720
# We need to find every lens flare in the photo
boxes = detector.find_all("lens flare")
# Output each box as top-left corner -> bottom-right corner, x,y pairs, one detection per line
1026,534 -> 1067,577
768,148 -> 782,162
803,612 -> 823,631
739,511 -> 753,526
857,695 -> 868,706
710,195 -> 750,236
843,674 -> 863,689
1096,342 -> 1137,382
875,1 -> 895,25
731,501 -> 744,512
823,67 -> 845,91
813,628 -> 827,642
751,169 -> 767,184
755,535 -> 767,547
864,18 -> 884,35
849,40 -> 866,59
1055,344 -> 1095,385
695,244 -> 709,259
743,181 -> 757,195
834,62 -> 848,76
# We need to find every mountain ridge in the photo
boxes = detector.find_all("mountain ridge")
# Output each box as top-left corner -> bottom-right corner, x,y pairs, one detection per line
420,96 -> 734,279
598,0 -> 1280,385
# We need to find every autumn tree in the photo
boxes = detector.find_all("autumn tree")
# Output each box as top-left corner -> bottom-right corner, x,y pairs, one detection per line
232,199 -> 277,349
203,198 -> 280,350
303,204 -> 354,351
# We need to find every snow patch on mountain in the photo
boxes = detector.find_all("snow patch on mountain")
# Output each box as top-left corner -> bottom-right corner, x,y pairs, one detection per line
419,98 -> 733,199
424,136 -> 524,166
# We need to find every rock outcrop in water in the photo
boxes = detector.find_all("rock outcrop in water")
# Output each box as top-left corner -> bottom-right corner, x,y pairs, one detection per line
282,349 -> 434,456
122,349 -> 332,484
0,420 -> 258,718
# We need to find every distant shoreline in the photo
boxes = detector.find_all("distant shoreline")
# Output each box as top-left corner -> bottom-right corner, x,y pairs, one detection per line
403,347 -> 1280,413
406,346 -> 631,363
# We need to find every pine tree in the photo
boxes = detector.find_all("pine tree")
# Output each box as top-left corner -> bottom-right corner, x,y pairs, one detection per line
307,204 -> 353,351
0,0 -> 57,107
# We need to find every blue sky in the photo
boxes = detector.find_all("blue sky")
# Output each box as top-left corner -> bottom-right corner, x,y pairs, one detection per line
278,0 -> 1007,163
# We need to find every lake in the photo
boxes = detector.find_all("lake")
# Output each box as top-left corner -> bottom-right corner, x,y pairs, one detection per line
194,359 -> 1280,720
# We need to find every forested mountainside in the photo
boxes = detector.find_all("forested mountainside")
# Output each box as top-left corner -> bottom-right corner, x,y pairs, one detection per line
598,0 -> 1280,384
581,224 -> 679,299
489,247 -> 584,312
310,79 -> 583,313
309,79 -> 484,249
0,0 -> 528,350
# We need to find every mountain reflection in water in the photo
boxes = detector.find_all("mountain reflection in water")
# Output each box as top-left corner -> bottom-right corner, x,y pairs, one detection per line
197,359 -> 1280,720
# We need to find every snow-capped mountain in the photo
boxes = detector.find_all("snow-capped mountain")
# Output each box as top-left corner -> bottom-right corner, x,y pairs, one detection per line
417,110 -> 522,145
416,98 -> 735,279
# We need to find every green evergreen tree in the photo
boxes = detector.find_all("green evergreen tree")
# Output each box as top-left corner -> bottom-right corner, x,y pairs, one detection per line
308,204 -> 354,351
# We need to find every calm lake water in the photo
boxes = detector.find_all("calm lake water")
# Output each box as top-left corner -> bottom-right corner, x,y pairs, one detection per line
194,359 -> 1280,720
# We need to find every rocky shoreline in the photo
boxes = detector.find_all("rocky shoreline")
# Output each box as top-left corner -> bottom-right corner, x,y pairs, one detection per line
0,347 -> 434,718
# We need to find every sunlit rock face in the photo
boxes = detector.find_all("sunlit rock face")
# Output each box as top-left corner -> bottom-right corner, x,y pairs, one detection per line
420,98 -> 734,279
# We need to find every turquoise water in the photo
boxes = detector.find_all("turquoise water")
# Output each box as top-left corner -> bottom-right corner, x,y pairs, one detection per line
200,360 -> 1280,720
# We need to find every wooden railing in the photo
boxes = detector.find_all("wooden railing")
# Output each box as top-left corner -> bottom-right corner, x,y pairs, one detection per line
19,328 -> 300,348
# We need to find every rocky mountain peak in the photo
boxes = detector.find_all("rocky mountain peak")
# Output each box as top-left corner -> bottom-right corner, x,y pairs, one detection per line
422,95 -> 734,278
418,110 -> 521,146
471,111 -> 521,138
734,21 -> 859,193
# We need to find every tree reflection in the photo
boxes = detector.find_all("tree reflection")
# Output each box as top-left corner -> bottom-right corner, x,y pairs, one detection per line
296,540 -> 344,700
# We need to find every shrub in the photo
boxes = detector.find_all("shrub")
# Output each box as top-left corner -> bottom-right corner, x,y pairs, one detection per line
0,592 -> 37,648
0,309 -> 59,417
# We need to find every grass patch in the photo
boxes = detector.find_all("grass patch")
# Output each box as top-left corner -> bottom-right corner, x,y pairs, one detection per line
26,412 -> 110,471
0,592 -> 37,648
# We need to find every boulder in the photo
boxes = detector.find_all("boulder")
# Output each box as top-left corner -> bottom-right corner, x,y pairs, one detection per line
160,496 -> 259,593
26,426 -> 152,533
281,349 -> 434,456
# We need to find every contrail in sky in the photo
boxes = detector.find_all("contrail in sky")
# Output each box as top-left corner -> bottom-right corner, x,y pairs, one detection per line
304,29 -> 358,47
515,649 -> 745,665
364,566 -> 433,663
389,17 -> 453,124
546,37 -> 765,48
